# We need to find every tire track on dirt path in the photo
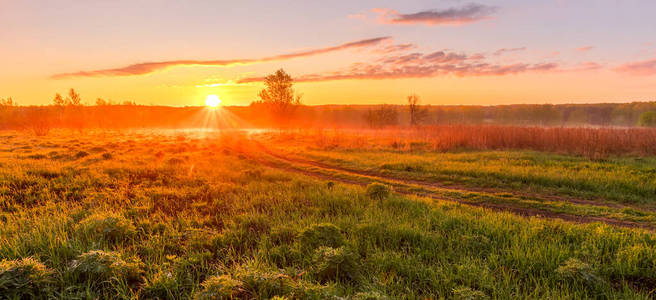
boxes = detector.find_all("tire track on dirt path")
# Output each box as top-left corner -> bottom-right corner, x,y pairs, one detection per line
252,141 -> 648,211
244,141 -> 654,231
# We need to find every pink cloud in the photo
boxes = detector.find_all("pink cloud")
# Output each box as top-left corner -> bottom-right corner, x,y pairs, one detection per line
615,58 -> 656,76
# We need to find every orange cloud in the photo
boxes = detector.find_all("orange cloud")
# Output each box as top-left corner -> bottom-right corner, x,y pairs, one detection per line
51,37 -> 392,79
576,46 -> 595,52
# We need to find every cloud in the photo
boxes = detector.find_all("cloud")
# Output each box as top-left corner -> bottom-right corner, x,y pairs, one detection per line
615,58 -> 656,76
373,43 -> 417,54
493,47 -> 526,56
559,62 -> 603,73
51,37 -> 392,79
371,4 -> 497,26
238,50 -> 558,83
576,46 -> 594,52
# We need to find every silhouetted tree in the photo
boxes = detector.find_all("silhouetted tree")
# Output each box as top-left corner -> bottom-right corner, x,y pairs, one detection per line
256,69 -> 301,127
407,94 -> 428,126
53,93 -> 65,106
0,97 -> 16,129
68,88 -> 82,106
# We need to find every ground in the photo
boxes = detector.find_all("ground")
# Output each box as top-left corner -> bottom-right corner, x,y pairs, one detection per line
1,129 -> 656,299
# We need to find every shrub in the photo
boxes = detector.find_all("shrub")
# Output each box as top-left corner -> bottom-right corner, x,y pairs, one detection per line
75,150 -> 89,159
555,258 -> 603,288
0,257 -> 52,298
194,274 -> 244,300
311,246 -> 360,283
299,223 -> 345,252
366,183 -> 391,201
69,250 -> 144,286
452,286 -> 489,300
76,212 -> 136,243
101,152 -> 113,160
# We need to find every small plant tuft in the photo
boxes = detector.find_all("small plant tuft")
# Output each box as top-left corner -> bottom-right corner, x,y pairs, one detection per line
0,257 -> 53,298
76,212 -> 136,243
74,150 -> 89,159
194,274 -> 244,300
69,250 -> 144,286
452,286 -> 489,300
366,183 -> 391,201
311,246 -> 360,283
298,223 -> 345,252
555,258 -> 603,288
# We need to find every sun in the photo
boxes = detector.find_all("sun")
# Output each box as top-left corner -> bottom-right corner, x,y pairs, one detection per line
205,95 -> 221,108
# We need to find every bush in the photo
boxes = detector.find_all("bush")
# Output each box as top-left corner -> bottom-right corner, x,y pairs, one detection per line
299,223 -> 345,252
69,250 -> 144,286
311,246 -> 360,283
75,151 -> 89,159
366,183 -> 391,201
555,258 -> 603,288
194,274 -> 244,300
0,257 -> 52,298
101,152 -> 113,160
76,212 -> 136,243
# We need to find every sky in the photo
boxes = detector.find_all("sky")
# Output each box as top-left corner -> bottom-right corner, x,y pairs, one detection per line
2,0 -> 656,106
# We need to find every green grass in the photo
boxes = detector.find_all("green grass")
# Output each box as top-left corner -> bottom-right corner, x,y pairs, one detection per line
275,141 -> 656,206
1,131 -> 656,298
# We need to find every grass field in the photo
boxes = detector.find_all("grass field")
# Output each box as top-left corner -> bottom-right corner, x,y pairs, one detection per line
2,129 -> 656,299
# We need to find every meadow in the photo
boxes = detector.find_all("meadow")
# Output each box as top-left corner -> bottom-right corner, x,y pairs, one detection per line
2,129 -> 656,299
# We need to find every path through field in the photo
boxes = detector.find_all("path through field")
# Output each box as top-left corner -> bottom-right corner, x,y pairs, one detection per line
243,139 -> 656,231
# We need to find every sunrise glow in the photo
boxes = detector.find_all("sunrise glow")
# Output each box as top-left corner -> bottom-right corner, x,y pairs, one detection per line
205,95 -> 221,108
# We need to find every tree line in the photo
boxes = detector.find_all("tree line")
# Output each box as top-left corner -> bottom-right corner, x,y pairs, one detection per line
2,69 -> 656,135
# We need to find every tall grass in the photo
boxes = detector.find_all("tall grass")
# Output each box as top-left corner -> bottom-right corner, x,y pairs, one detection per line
302,125 -> 656,159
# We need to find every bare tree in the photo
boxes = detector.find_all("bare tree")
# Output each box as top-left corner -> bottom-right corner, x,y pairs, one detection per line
257,69 -> 301,127
53,93 -> 65,106
407,94 -> 428,126
68,88 -> 82,106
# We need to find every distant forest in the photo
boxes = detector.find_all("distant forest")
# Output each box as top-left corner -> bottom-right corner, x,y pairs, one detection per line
2,98 -> 656,132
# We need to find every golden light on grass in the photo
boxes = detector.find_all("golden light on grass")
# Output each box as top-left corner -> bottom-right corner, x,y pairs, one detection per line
205,95 -> 221,108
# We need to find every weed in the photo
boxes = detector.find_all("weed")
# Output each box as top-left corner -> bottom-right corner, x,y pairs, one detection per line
0,257 -> 53,298
311,246 -> 361,283
76,212 -> 136,244
366,183 -> 392,201
69,250 -> 144,286
299,223 -> 346,252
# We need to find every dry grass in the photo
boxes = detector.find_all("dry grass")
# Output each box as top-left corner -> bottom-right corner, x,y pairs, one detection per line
302,125 -> 656,159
